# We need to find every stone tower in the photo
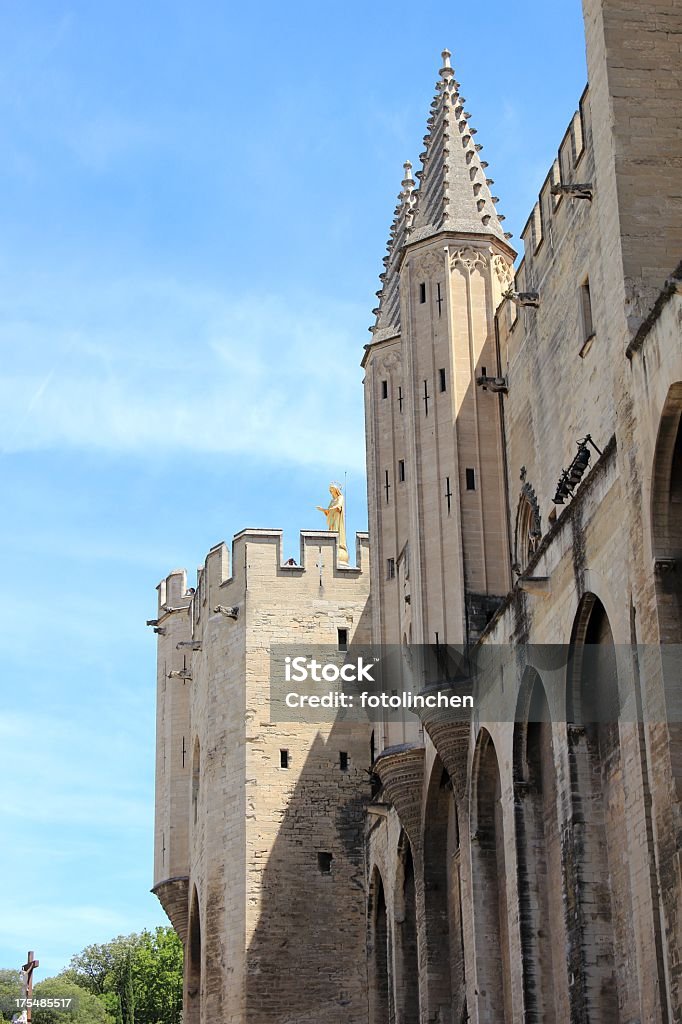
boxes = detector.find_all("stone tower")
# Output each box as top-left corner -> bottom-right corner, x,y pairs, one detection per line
363,50 -> 515,746
153,529 -> 373,1024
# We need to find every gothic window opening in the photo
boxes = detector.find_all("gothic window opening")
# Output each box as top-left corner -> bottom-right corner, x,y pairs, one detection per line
398,459 -> 405,482
419,282 -> 426,304
465,468 -> 476,491
381,379 -> 388,399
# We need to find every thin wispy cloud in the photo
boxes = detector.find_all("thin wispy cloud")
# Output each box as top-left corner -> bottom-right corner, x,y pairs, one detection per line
0,278 -> 367,471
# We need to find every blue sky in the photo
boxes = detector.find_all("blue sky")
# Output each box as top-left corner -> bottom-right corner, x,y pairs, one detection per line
0,0 -> 586,978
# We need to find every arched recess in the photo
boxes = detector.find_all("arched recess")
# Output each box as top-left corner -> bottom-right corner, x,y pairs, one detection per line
513,670 -> 562,1023
368,866 -> 391,1024
564,594 -> 630,1022
514,483 -> 542,574
471,729 -> 512,1024
650,383 -> 682,801
186,885 -> 202,1024
651,380 -> 682,643
191,738 -> 200,826
394,833 -> 419,1024
422,757 -> 466,1024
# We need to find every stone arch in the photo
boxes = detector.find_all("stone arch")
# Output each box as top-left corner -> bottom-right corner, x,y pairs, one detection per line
368,866 -> 391,1024
394,832 -> 419,1024
564,594 -> 630,1022
651,380 -> 682,643
512,669 -> 562,1023
191,737 -> 200,826
186,885 -> 202,1024
470,729 -> 512,1023
421,755 -> 466,1024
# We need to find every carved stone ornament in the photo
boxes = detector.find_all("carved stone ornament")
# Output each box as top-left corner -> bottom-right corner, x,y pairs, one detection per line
450,247 -> 488,274
492,253 -> 514,291
412,251 -> 444,277
378,350 -> 402,373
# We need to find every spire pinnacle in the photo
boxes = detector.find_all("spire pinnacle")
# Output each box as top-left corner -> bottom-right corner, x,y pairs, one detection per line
370,158 -> 417,340
408,49 -> 510,245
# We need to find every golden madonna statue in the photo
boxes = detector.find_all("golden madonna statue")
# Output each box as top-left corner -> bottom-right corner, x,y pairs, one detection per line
316,482 -> 349,564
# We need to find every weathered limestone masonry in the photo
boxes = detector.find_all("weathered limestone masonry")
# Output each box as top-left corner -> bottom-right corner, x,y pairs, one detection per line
363,2 -> 682,1022
151,2 -> 682,1022
153,529 -> 373,1024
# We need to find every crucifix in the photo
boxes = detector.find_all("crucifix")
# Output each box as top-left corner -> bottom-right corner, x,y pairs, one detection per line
423,380 -> 430,416
436,282 -> 444,317
445,476 -> 453,515
316,549 -> 324,588
20,951 -> 39,1024
384,470 -> 391,505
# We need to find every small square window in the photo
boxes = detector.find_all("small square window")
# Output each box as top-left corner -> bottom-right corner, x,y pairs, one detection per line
381,380 -> 388,399
317,852 -> 333,874
337,627 -> 348,652
398,459 -> 405,482
466,468 -> 476,491
387,557 -> 396,580
419,282 -> 426,304
280,749 -> 289,769
339,752 -> 349,771
439,368 -> 447,393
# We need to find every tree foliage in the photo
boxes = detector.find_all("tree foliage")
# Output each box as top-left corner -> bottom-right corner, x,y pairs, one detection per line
31,977 -> 111,1024
63,928 -> 182,1024
1,927 -> 182,1024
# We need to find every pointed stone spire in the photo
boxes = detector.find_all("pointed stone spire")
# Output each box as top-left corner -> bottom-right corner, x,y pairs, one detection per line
371,160 -> 416,340
410,50 -> 508,244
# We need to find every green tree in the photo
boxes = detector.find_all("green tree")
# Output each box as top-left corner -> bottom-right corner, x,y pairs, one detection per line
130,929 -> 182,1024
0,968 -> 22,1022
61,927 -> 182,1024
31,977 -> 110,1024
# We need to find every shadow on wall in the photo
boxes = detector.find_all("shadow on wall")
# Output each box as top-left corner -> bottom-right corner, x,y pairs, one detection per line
244,603 -> 374,1024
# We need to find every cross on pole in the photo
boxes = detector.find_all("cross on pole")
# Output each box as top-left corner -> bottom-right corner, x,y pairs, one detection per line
445,476 -> 453,515
21,951 -> 39,1024
436,282 -> 444,316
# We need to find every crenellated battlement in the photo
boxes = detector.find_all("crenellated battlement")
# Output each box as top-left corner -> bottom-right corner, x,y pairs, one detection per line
153,528 -> 370,633
496,85 -> 592,339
